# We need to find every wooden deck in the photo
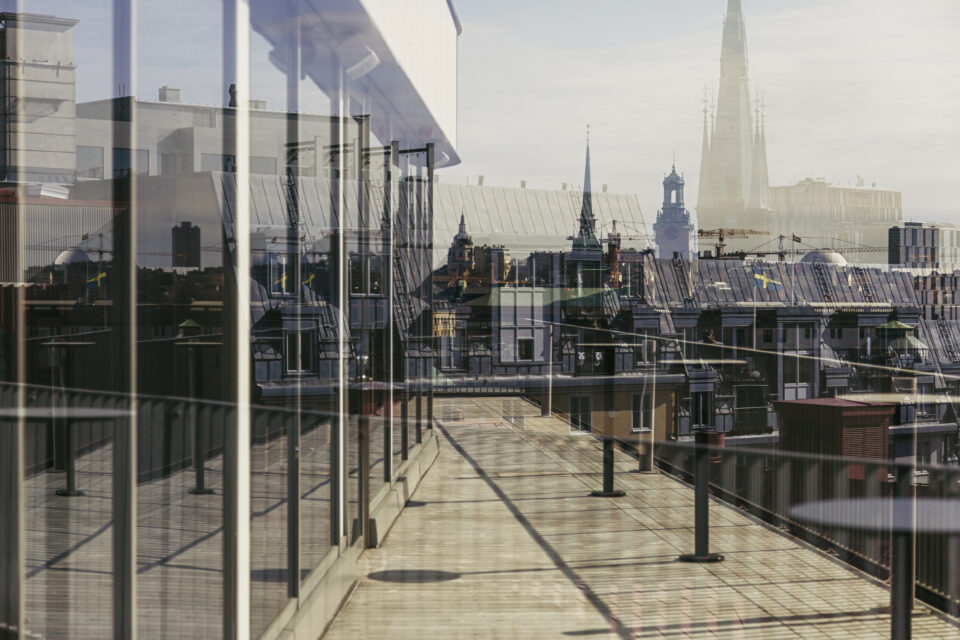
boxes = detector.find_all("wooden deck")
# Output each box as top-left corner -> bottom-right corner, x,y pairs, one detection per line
326,397 -> 960,639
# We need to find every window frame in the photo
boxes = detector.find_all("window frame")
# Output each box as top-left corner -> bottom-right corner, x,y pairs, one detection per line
285,329 -> 314,374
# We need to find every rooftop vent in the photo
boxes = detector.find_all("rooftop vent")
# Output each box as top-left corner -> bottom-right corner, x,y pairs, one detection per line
158,86 -> 180,103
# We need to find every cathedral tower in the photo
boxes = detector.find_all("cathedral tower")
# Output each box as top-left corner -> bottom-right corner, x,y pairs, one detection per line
697,0 -> 771,249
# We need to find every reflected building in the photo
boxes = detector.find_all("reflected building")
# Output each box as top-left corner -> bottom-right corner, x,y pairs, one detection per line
172,221 -> 201,268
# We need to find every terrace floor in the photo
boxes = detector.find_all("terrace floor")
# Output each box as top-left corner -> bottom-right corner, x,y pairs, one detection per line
326,397 -> 960,639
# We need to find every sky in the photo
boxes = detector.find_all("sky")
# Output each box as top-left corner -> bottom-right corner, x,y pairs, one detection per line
451,0 -> 960,228
11,0 -> 960,230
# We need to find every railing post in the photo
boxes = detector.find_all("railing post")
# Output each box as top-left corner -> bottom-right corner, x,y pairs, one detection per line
891,467 -> 915,640
864,465 -> 882,563
189,401 -> 214,495
0,416 -> 24,638
400,390 -> 409,462
359,410 -> 371,547
113,406 -> 137,640
776,458 -> 792,530
287,412 -> 300,598
721,449 -> 736,500
56,418 -> 84,497
833,461 -> 851,560
590,437 -> 625,498
802,460 -> 821,546
415,390 -> 422,445
948,472 -> 960,619
746,455 -> 764,518
679,431 -> 724,563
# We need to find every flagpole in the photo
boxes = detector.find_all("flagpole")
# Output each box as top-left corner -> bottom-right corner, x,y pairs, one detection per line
752,270 -> 757,350
791,236 -> 796,306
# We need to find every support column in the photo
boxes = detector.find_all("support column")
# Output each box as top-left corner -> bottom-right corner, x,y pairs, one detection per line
678,431 -> 724,563
589,438 -> 625,498
891,469 -> 915,640
222,2 -> 253,636
286,413 -> 300,598
0,416 -> 24,639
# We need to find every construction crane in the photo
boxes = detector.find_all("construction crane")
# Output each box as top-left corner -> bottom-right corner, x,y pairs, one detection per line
746,235 -> 886,262
697,228 -> 768,258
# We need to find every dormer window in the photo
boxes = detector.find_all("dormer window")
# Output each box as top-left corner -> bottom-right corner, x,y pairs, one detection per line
285,330 -> 314,374
270,253 -> 296,296
350,255 -> 384,295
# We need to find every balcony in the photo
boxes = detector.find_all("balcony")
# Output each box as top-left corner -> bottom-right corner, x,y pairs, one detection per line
325,397 -> 960,638
3,388 -> 960,638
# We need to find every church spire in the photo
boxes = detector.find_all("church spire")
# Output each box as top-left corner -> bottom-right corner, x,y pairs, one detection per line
572,126 -> 601,253
699,0 -> 755,218
697,87 -> 713,212
578,125 -> 596,239
748,93 -> 770,210
454,211 -> 471,243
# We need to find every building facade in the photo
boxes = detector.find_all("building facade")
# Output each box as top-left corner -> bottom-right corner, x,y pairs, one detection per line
889,221 -> 941,269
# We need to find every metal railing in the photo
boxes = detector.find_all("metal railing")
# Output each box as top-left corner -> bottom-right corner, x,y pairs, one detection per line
0,381 -> 433,639
655,439 -> 960,617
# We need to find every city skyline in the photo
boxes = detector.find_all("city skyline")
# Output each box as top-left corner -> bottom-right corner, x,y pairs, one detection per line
454,0 -> 960,226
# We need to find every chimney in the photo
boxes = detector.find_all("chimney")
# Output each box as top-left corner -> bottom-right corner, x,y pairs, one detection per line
248,99 -> 267,110
602,184 -> 608,193
158,86 -> 181,103
520,180 -> 526,189
477,175 -> 484,187
562,183 -> 567,191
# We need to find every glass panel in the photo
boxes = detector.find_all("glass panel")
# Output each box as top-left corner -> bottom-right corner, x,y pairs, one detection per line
76,145 -> 104,180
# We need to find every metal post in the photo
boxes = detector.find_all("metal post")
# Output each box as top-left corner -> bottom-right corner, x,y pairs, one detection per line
189,408 -> 212,494
590,438 -> 625,498
113,411 -> 137,640
425,143 -> 435,432
891,469 -> 914,640
383,141 -> 399,483
400,391 -> 409,461
679,431 -> 724,563
359,411 -> 371,547
287,413 -> 300,598
56,419 -> 84,496
415,392 -> 422,445
188,348 -> 213,495
0,416 -> 25,638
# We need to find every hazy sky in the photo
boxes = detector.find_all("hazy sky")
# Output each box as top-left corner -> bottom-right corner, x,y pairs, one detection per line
15,0 -> 960,230
452,0 -> 960,229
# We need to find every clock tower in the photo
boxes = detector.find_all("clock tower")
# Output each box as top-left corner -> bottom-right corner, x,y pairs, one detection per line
653,164 -> 696,260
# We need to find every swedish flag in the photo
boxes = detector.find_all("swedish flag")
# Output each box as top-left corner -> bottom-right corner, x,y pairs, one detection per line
87,271 -> 107,288
791,234 -> 802,243
752,264 -> 782,290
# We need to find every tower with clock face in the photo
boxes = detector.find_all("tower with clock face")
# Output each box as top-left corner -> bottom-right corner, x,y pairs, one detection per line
653,164 -> 696,260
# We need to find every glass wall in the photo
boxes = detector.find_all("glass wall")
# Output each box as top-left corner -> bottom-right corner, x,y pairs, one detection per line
0,1 -> 455,637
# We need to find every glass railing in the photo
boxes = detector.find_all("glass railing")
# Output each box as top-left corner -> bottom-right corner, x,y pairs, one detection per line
0,381 -> 432,639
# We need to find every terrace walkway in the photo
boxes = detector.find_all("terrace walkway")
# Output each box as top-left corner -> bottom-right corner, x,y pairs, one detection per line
326,397 -> 960,639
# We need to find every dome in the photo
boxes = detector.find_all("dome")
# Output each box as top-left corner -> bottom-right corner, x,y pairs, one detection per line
54,248 -> 91,265
799,248 -> 847,266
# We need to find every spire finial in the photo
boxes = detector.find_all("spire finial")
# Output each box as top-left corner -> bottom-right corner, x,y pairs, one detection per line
672,150 -> 676,172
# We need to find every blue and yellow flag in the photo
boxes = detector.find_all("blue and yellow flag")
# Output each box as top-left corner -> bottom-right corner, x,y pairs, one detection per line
87,271 -> 107,288
752,264 -> 782,290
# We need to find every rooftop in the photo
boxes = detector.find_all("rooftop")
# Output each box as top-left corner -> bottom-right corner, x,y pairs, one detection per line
326,397 -> 960,638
